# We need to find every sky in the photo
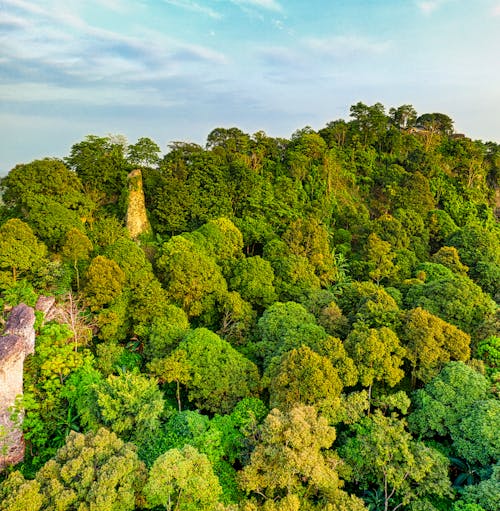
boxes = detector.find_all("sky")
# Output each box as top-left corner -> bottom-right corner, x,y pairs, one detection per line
1,0 -> 500,174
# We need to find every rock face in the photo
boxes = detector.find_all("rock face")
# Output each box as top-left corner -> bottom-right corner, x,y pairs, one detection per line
0,303 -> 35,471
126,169 -> 151,240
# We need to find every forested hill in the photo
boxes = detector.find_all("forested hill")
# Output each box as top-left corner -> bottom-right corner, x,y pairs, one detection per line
0,102 -> 499,511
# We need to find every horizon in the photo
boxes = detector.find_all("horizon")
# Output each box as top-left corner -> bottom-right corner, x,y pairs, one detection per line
2,0 -> 500,175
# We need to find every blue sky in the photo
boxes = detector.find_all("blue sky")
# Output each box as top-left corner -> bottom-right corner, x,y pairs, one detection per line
1,0 -> 500,174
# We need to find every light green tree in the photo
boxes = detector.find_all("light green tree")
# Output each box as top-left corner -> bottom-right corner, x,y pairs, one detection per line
35,428 -> 146,511
239,405 -> 365,510
178,328 -> 260,414
143,445 -> 222,511
0,218 -> 47,282
92,372 -> 165,442
265,345 -> 343,416
344,326 -> 406,400
401,307 -> 471,385
83,255 -> 125,310
340,411 -> 452,511
61,227 -> 93,290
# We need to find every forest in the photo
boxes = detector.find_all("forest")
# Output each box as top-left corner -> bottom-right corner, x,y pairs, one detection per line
0,102 -> 499,511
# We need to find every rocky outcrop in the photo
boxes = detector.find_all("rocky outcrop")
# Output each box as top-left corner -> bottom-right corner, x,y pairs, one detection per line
0,303 -> 35,470
126,169 -> 151,240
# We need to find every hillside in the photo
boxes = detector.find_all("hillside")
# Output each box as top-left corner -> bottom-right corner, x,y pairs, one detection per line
0,102 -> 499,511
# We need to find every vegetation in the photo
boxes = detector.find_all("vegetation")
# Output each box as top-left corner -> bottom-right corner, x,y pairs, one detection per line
0,101 -> 498,510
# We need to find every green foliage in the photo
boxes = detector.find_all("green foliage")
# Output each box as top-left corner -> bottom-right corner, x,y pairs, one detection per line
83,255 -> 126,310
340,411 -> 452,511
91,372 -> 165,442
344,326 -> 406,393
156,235 -> 227,318
143,304 -> 190,359
265,345 -> 343,415
230,256 -> 277,309
239,405 -> 364,509
144,445 -> 222,510
409,362 -> 490,439
0,471 -> 43,511
404,272 -> 496,336
459,462 -> 500,511
23,322 -> 93,464
401,307 -> 471,384
35,428 -> 146,511
0,218 -> 47,283
178,328 -> 260,413
255,301 -> 327,367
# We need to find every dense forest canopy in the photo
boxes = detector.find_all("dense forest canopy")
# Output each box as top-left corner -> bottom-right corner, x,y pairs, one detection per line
0,102 -> 499,511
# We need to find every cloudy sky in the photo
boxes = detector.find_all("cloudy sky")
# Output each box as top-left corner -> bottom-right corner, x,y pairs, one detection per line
1,0 -> 500,174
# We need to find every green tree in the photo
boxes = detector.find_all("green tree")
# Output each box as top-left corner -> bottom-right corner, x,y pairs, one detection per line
0,158 -> 89,215
366,233 -> 397,285
340,411 -> 452,511
65,134 -> 129,205
127,136 -> 161,168
239,405 -> 365,510
144,445 -> 222,510
344,326 -> 406,400
0,471 -> 43,511
401,307 -> 471,385
35,428 -> 146,511
460,462 -> 500,511
265,346 -> 343,416
404,273 -> 496,336
148,350 -> 191,411
0,218 -> 47,282
178,328 -> 260,414
230,256 -> 277,309
156,236 -> 227,318
92,372 -> 165,442
83,255 -> 126,310
61,227 -> 93,290
255,301 -> 327,368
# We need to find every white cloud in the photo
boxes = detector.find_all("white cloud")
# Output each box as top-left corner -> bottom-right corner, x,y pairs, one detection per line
417,1 -> 439,14
230,0 -> 283,13
304,35 -> 391,57
163,0 -> 222,19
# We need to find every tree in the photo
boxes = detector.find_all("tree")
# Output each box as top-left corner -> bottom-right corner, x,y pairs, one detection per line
0,158 -> 88,214
92,372 -> 165,442
344,326 -> 406,400
265,346 -> 343,416
430,246 -> 469,275
65,134 -> 129,204
282,217 -> 338,286
366,233 -> 397,285
255,301 -> 327,368
401,307 -> 471,385
230,256 -> 277,309
35,428 -> 146,511
148,350 -> 191,411
340,411 -> 452,511
349,101 -> 388,147
156,236 -> 227,318
404,272 -> 496,336
389,104 -> 417,130
83,255 -> 126,310
408,362 -> 494,462
239,405 -> 365,510
178,328 -> 260,414
127,136 -> 161,168
0,218 -> 47,282
61,228 -> 93,290
144,445 -> 222,511
0,471 -> 43,511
